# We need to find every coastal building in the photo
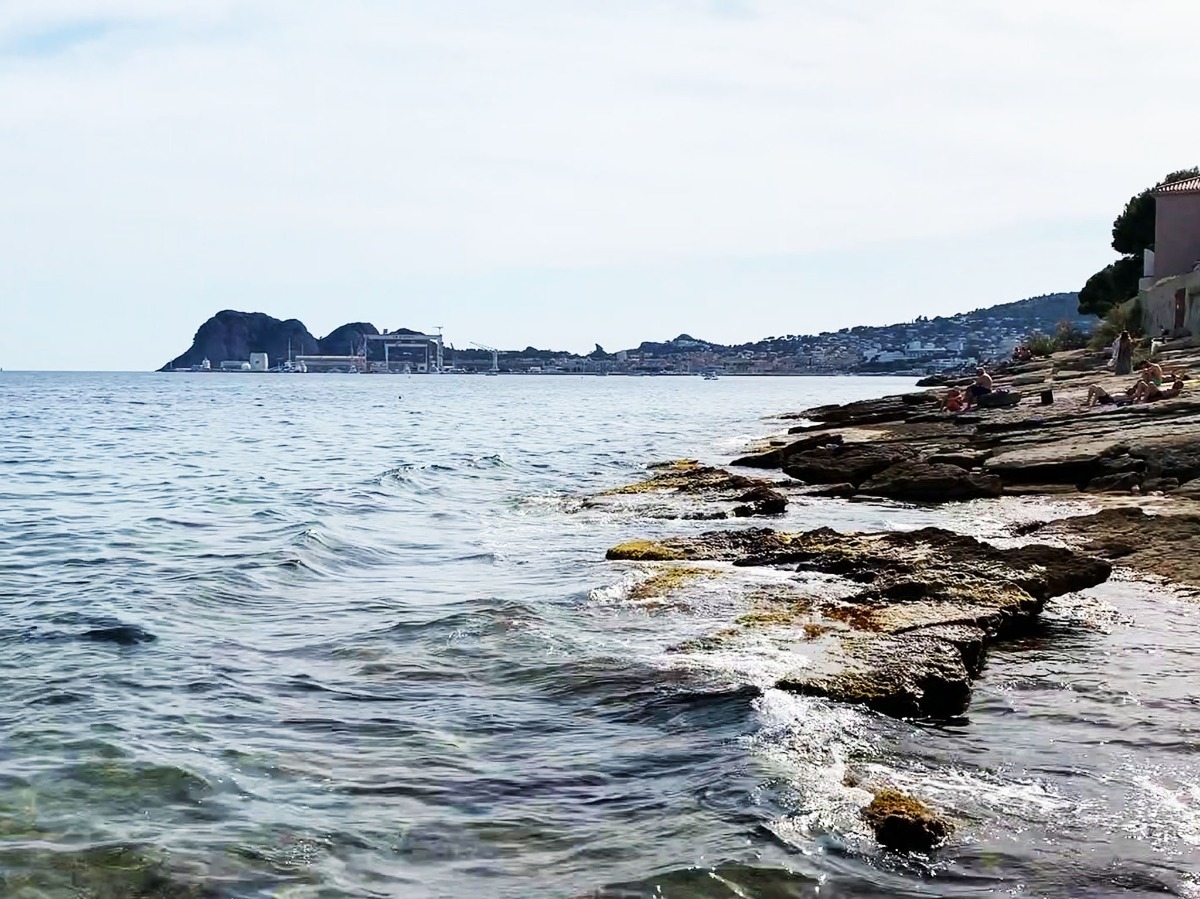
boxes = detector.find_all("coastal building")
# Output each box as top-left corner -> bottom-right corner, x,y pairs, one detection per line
1138,176 -> 1200,336
1139,271 -> 1200,337
1149,176 -> 1200,282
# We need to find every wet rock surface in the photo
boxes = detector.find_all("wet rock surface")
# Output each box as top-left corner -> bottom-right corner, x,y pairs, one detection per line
607,526 -> 1112,717
605,460 -> 767,496
1026,506 -> 1200,590
731,485 -> 788,517
592,460 -> 795,520
862,788 -> 952,853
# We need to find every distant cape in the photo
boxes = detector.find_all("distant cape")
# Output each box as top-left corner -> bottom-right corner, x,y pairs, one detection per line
158,311 -> 422,371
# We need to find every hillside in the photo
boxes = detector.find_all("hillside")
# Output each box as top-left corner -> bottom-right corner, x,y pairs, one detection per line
160,293 -> 1083,374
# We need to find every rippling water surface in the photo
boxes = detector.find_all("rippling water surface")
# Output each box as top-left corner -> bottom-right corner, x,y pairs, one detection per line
1,372 -> 1198,898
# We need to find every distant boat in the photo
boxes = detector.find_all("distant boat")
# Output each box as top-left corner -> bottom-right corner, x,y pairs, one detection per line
702,371 -> 719,380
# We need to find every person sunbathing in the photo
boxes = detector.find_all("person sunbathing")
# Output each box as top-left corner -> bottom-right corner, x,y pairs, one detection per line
1132,376 -> 1184,403
1085,384 -> 1135,407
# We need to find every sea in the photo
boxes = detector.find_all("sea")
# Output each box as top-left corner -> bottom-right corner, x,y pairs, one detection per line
1,371 -> 1198,899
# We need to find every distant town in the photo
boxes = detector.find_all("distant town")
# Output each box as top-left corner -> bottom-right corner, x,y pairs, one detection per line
163,292 -> 1090,377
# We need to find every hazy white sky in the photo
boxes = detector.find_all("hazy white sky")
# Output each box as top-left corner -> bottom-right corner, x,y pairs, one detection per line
2,0 -> 1199,369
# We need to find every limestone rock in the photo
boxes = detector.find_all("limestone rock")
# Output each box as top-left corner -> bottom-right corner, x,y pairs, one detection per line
732,485 -> 787,516
783,443 -> 917,487
779,632 -> 972,718
807,482 -> 858,498
607,525 -> 1112,718
731,433 -> 844,469
1086,472 -> 1142,493
1028,507 -> 1200,589
858,461 -> 1003,502
605,462 -> 765,496
1172,478 -> 1200,497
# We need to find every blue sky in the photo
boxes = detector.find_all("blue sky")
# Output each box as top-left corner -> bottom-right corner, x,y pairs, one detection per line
2,0 -> 1199,370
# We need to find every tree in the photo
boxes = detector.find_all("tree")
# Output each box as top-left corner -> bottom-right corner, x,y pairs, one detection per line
1079,167 -> 1199,317
1054,319 -> 1089,351
1078,255 -> 1142,317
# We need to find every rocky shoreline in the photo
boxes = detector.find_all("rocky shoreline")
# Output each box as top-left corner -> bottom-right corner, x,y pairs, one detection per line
729,339 -> 1200,588
593,341 -> 1200,851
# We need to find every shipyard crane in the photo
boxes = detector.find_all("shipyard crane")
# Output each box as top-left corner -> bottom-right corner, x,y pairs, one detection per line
470,341 -> 501,373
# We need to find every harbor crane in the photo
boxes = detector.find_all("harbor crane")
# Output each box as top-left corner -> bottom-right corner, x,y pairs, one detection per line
470,341 -> 501,373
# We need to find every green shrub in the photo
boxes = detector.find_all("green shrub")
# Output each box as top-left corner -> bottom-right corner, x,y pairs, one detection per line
1088,299 -> 1143,350
1054,320 -> 1090,350
1026,331 -> 1057,356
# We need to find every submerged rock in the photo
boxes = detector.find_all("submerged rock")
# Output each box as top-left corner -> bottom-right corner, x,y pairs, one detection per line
627,566 -> 718,601
862,788 -> 951,853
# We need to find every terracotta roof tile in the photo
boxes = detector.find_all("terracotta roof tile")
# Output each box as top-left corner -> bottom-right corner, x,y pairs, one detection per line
1156,175 -> 1200,195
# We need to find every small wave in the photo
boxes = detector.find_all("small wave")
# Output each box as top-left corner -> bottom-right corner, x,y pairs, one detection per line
591,863 -> 826,899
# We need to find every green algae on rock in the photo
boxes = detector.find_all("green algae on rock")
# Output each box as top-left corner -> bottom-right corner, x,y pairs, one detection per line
862,788 -> 952,853
627,566 -> 719,600
606,540 -> 687,562
604,460 -> 767,496
607,525 -> 1112,718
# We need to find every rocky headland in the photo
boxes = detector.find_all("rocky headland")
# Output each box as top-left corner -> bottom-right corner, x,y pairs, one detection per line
593,337 -> 1200,853
158,311 -> 428,372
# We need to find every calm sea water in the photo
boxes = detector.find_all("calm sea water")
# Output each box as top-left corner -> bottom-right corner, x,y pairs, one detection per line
1,371 -> 1198,899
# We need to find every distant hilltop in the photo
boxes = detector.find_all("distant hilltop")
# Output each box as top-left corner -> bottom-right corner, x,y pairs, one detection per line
161,292 -> 1084,375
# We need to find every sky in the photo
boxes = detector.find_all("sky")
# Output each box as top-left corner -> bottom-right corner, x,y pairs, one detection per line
2,1 -> 1199,370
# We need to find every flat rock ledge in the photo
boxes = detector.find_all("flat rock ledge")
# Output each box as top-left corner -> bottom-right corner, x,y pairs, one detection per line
1022,506 -> 1200,590
607,526 -> 1112,718
731,341 -> 1200,502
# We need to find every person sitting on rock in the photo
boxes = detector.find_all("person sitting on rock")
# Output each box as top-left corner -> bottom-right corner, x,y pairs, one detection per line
964,369 -> 994,409
1136,359 -> 1165,386
1085,384 -> 1136,407
941,387 -> 967,413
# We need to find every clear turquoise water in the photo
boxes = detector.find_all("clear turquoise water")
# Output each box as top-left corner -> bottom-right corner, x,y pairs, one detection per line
1,372 -> 1197,898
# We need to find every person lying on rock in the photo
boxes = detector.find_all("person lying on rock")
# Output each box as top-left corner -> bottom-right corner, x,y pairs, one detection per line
964,369 -> 993,409
1085,384 -> 1135,407
1132,375 -> 1184,403
941,387 -> 968,413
